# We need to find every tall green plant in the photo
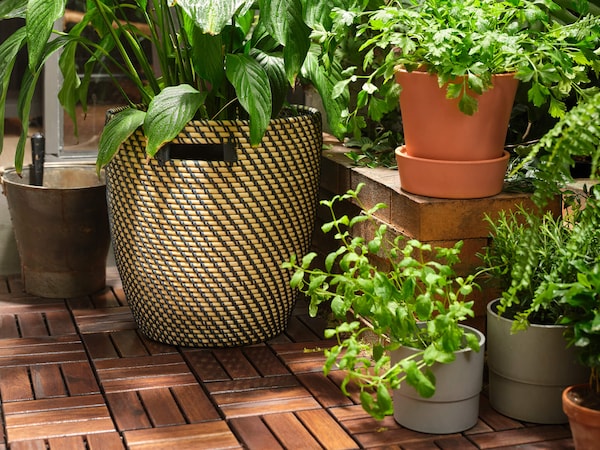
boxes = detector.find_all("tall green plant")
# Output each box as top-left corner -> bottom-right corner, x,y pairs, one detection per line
0,0 -> 347,173
284,184 -> 480,419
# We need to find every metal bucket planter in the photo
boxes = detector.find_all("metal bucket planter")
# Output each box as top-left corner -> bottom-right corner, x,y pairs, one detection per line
2,163 -> 110,298
106,106 -> 322,347
487,299 -> 590,423
391,324 -> 486,434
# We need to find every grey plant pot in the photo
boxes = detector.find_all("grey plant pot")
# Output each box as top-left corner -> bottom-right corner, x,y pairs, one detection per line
486,299 -> 590,424
391,324 -> 486,434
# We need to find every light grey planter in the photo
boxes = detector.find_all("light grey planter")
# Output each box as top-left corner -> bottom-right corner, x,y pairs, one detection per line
486,299 -> 590,424
391,324 -> 486,434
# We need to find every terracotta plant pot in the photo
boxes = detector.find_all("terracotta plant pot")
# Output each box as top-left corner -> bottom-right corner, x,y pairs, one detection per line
563,384 -> 600,449
395,69 -> 519,161
395,146 -> 509,199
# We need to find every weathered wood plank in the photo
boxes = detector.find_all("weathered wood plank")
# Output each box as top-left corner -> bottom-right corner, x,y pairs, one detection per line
105,392 -> 151,431
0,366 -> 34,401
123,422 -> 241,450
296,409 -> 359,449
30,365 -> 67,399
229,416 -> 283,449
262,412 -> 322,450
171,385 -> 221,423
138,389 -> 186,427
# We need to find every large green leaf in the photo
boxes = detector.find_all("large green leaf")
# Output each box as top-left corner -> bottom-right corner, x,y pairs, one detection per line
251,49 -> 287,117
0,0 -> 27,19
26,0 -> 66,70
259,0 -> 310,86
183,14 -> 225,89
97,108 -> 146,173
144,84 -> 204,158
176,0 -> 253,35
0,28 -> 27,155
225,54 -> 272,145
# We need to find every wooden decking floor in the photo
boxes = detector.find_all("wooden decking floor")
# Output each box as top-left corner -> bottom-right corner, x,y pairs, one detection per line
0,267 -> 574,449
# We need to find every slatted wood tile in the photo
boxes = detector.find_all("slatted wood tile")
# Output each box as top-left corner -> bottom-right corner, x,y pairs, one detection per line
4,395 -> 115,442
123,422 -> 241,450
0,271 -> 578,449
95,355 -> 197,393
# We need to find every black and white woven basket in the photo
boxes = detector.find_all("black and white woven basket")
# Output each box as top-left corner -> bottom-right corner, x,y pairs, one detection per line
106,106 -> 322,347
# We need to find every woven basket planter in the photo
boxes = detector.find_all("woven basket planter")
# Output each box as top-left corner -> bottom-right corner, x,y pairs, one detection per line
106,106 -> 322,347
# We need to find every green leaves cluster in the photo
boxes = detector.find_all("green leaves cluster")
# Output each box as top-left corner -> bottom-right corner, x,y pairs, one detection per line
0,0 -> 347,173
284,183 -> 480,420
319,0 -> 600,137
480,193 -> 600,332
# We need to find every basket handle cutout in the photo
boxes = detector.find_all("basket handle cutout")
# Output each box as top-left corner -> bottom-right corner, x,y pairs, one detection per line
158,142 -> 237,164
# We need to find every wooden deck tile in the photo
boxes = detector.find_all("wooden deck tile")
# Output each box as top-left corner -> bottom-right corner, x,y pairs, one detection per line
123,421 -> 241,450
95,354 -> 197,393
262,412 -> 323,449
0,336 -> 86,366
213,348 -> 261,379
296,409 -> 359,449
30,365 -> 68,398
0,367 -> 33,401
61,362 -> 101,395
183,349 -> 231,382
4,395 -> 115,442
171,385 -> 221,423
229,416 -> 284,449
72,307 -> 135,333
138,389 -> 187,427
243,346 -> 290,377
105,392 -> 152,431
0,272 -> 578,448
297,372 -> 355,408
212,384 -> 321,418
467,425 -> 573,449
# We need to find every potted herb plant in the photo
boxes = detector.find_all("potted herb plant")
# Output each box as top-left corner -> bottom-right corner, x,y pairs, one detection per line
284,183 -> 485,434
480,195 -> 599,423
319,0 -> 600,198
0,0 -> 347,347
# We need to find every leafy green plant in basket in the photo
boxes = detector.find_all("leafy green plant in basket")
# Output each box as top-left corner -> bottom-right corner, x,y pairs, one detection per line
318,0 -> 600,137
0,0 -> 347,173
283,183 -> 480,420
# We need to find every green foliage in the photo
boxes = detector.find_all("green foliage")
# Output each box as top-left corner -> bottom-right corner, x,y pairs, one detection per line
556,252 -> 600,392
284,183 -> 480,420
318,0 -> 600,137
480,192 -> 600,331
0,0 -> 347,173
512,89 -> 600,205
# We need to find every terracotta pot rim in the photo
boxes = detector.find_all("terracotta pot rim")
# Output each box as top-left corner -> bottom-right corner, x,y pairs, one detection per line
394,67 -> 517,79
396,146 -> 509,164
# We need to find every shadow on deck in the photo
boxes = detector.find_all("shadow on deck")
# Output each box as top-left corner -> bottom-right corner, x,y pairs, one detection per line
0,268 -> 574,449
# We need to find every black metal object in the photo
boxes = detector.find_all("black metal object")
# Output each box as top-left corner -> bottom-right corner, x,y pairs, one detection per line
29,133 -> 45,186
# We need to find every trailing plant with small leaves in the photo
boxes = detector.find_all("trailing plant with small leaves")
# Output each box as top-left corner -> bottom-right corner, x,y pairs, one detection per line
284,183 -> 480,420
319,0 -> 600,137
0,0 -> 347,173
480,192 -> 600,331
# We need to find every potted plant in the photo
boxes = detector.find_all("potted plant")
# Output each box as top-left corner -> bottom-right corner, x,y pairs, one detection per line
318,0 -> 600,198
559,255 -> 600,449
0,0 -> 347,346
284,183 -> 485,434
480,195 -> 599,423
